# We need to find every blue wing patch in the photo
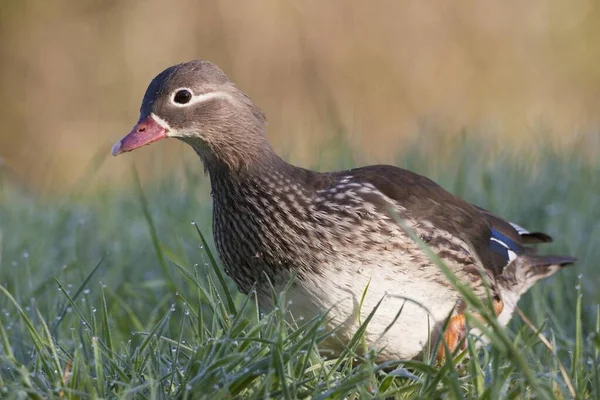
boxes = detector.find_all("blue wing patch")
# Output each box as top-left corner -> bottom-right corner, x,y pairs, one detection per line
489,228 -> 522,263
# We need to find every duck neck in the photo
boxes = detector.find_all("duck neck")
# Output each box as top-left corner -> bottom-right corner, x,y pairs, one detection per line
182,104 -> 283,175
206,149 -> 288,190
201,141 -> 311,293
187,134 -> 287,184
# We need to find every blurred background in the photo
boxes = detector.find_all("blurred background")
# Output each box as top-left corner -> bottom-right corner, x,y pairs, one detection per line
1,0 -> 599,192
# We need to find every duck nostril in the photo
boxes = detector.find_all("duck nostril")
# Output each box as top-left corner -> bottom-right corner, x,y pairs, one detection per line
138,126 -> 146,133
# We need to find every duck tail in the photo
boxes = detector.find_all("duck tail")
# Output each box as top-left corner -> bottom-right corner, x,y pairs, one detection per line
499,254 -> 576,297
525,254 -> 577,269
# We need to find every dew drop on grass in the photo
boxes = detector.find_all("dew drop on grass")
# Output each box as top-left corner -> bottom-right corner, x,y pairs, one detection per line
184,309 -> 190,316
191,221 -> 196,226
83,289 -> 90,294
92,308 -> 97,313
186,385 -> 192,391
170,304 -> 176,312
21,251 -> 29,259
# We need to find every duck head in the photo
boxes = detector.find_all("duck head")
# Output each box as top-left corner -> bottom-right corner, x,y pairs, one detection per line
112,60 -> 269,172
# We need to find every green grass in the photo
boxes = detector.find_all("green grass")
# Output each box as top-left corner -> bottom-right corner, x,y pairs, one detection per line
0,139 -> 598,399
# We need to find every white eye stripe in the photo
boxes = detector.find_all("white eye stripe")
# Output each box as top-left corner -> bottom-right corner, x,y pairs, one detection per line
169,89 -> 231,107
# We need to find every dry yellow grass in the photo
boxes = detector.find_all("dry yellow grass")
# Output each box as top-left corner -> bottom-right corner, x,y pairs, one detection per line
1,0 -> 599,191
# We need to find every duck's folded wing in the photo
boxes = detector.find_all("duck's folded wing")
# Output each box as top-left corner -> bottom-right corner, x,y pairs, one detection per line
334,164 -> 514,276
325,164 -> 575,299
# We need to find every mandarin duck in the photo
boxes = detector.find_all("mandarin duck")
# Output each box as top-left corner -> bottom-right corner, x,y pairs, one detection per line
112,60 -> 575,360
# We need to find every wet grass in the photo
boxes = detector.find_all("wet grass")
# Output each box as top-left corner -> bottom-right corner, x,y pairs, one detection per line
0,139 -> 598,399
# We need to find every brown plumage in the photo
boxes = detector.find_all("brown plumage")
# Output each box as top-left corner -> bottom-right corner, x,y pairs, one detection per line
112,60 -> 575,360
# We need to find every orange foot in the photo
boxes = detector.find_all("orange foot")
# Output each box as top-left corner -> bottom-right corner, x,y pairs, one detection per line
436,298 -> 504,362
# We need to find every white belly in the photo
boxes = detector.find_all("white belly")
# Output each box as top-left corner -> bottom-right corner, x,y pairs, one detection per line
266,261 -> 460,360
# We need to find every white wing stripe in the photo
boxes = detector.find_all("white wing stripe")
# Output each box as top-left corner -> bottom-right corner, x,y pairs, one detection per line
509,222 -> 530,235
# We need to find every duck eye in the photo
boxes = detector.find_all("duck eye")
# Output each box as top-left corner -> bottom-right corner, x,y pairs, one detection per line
173,89 -> 192,104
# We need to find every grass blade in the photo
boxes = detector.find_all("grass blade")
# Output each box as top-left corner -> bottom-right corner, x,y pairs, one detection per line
132,167 -> 176,292
52,254 -> 106,334
192,221 -> 237,316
